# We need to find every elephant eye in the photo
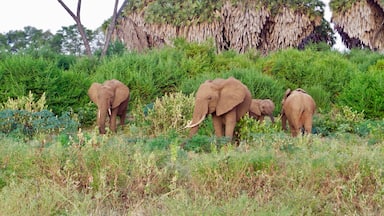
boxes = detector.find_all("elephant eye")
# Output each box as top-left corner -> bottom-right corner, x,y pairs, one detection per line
207,96 -> 212,100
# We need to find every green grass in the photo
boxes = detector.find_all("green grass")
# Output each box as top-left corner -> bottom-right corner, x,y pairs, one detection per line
0,130 -> 383,215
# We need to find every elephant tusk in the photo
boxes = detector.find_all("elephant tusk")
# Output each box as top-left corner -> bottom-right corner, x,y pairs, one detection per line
108,108 -> 112,116
185,116 -> 205,128
98,110 -> 101,119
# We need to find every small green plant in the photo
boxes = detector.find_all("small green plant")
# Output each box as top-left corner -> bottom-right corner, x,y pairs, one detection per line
0,92 -> 78,138
236,114 -> 280,142
314,105 -> 365,136
140,92 -> 195,137
0,91 -> 47,112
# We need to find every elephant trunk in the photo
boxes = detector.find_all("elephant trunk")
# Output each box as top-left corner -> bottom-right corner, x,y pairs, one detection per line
98,108 -> 108,134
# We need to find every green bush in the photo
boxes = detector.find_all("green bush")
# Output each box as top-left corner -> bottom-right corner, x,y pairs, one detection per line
0,91 -> 47,112
48,70 -> 92,116
338,63 -> 384,119
306,85 -> 331,113
0,55 -> 61,103
313,106 -> 365,136
0,109 -> 78,138
0,92 -> 78,138
343,48 -> 384,72
174,38 -> 217,76
133,92 -> 195,137
260,49 -> 357,104
236,115 -> 281,142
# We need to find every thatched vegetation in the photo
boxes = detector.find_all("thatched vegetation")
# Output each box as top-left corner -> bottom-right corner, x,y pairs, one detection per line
114,0 -> 324,53
331,0 -> 384,50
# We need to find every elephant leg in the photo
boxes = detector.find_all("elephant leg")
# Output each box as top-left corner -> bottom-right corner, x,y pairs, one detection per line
288,118 -> 300,137
212,115 -> 224,137
281,113 -> 288,131
118,100 -> 129,126
303,116 -> 313,135
109,109 -> 119,132
223,110 -> 237,138
259,115 -> 265,123
269,115 -> 275,124
249,112 -> 257,120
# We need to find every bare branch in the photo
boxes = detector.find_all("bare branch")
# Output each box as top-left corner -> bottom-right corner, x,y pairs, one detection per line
101,0 -> 129,58
57,0 -> 92,56
77,0 -> 81,19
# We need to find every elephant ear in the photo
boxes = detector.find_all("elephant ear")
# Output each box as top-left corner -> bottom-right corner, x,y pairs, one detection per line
216,77 -> 246,116
88,83 -> 102,105
250,100 -> 262,116
112,81 -> 130,108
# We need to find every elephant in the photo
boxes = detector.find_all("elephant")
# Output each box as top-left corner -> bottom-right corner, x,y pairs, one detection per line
249,99 -> 275,123
185,77 -> 252,138
88,79 -> 130,134
281,88 -> 316,137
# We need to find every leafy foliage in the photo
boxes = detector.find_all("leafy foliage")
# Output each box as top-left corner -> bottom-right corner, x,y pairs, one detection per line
313,106 -> 365,136
134,92 -> 194,137
144,0 -> 223,26
330,0 -> 359,14
260,48 -> 358,106
0,92 -> 78,138
338,60 -> 384,119
0,91 -> 47,112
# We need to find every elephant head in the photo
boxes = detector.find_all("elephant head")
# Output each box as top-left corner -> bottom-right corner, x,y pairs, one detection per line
185,77 -> 251,138
281,88 -> 316,137
88,79 -> 130,134
249,99 -> 275,123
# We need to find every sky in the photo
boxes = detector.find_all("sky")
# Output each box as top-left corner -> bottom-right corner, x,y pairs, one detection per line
0,0 -> 121,33
0,0 -> 346,51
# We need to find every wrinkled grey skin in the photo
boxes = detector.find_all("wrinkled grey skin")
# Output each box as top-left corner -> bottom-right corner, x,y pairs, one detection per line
249,99 -> 275,123
88,79 -> 130,134
186,77 -> 252,139
281,88 -> 316,137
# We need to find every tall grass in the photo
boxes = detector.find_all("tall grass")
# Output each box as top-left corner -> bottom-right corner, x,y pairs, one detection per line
0,131 -> 383,215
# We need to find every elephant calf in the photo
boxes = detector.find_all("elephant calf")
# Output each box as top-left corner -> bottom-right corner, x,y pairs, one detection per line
88,79 -> 130,134
249,99 -> 275,123
281,88 -> 316,137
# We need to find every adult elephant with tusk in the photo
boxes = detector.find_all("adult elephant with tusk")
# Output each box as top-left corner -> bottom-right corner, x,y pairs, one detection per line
185,77 -> 252,139
88,79 -> 130,134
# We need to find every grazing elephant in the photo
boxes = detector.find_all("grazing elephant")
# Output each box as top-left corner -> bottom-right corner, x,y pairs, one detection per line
281,88 -> 316,137
88,79 -> 130,134
249,99 -> 275,123
185,77 -> 252,138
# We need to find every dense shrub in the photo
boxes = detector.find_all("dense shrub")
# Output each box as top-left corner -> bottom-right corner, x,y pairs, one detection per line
132,92 -> 194,137
343,48 -> 384,72
313,106 -> 365,136
0,91 -> 47,112
48,70 -> 92,116
260,49 -> 357,103
0,92 -> 78,138
0,109 -> 78,138
0,55 -> 61,102
338,61 -> 384,119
